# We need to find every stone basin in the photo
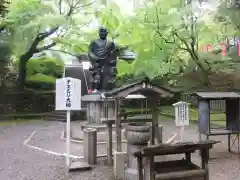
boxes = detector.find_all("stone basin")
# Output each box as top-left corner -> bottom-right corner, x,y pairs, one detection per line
125,122 -> 151,145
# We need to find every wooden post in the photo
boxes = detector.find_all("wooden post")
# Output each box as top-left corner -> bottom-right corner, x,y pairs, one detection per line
151,100 -> 158,145
198,99 -> 210,141
107,122 -> 113,165
200,148 -> 209,180
115,98 -> 122,152
185,152 -> 191,162
143,157 -> 151,180
137,156 -> 143,180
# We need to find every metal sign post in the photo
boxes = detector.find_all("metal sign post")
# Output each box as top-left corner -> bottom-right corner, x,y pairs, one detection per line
173,101 -> 189,142
66,110 -> 71,167
55,77 -> 81,168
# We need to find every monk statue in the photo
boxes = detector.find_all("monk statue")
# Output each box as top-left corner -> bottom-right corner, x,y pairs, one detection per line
88,27 -> 118,92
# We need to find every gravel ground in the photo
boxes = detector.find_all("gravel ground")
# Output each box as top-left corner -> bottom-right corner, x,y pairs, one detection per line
0,121 -> 112,180
1,120 -> 240,180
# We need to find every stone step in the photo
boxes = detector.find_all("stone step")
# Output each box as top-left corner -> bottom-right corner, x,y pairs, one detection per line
44,110 -> 87,122
44,110 -> 66,122
47,113 -> 66,118
47,117 -> 67,122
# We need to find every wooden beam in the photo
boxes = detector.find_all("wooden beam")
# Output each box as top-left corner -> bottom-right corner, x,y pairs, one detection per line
107,123 -> 113,165
151,100 -> 158,145
115,98 -> 122,151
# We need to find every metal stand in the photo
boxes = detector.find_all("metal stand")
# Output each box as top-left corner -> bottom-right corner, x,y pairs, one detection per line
228,133 -> 240,154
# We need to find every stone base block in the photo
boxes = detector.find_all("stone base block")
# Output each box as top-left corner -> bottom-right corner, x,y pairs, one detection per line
69,161 -> 92,172
114,151 -> 126,180
125,168 -> 139,180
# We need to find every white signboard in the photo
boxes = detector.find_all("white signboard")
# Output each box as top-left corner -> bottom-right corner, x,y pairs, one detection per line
173,101 -> 189,126
173,101 -> 190,142
55,77 -> 81,111
55,77 -> 81,168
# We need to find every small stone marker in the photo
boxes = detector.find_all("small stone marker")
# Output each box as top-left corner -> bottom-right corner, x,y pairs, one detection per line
173,101 -> 189,142
83,128 -> 97,165
114,151 -> 126,180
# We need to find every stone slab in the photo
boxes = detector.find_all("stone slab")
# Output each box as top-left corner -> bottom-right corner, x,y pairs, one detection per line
82,94 -> 102,101
82,94 -> 115,102
69,161 -> 92,172
125,168 -> 139,180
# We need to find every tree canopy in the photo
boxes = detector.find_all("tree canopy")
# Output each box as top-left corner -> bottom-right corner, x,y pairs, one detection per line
2,0 -> 94,90
3,0 -> 240,91
93,0 -> 240,90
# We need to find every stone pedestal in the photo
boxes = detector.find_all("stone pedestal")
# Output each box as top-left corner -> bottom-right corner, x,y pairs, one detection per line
70,94 -> 116,143
82,94 -> 115,124
124,123 -> 151,180
83,128 -> 97,165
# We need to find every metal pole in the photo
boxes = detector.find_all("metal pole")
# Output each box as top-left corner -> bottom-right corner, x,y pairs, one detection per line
66,110 -> 71,167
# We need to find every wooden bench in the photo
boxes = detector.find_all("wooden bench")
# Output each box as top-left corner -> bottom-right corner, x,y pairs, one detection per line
134,140 -> 219,180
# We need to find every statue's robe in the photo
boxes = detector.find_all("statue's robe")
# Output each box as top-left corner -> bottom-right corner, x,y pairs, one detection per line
88,39 -> 118,91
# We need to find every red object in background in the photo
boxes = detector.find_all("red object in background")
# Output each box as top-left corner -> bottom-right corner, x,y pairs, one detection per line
88,89 -> 93,94
200,44 -> 213,52
200,42 -> 227,56
206,44 -> 213,52
219,42 -> 227,57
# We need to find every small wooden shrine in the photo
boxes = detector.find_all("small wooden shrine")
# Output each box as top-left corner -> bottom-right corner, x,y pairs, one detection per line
104,79 -> 174,150
194,92 -> 240,153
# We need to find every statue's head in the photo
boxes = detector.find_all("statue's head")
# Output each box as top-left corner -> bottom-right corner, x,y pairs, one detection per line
99,27 -> 108,40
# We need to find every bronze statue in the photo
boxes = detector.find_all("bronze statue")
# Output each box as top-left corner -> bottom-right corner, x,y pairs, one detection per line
88,27 -> 118,92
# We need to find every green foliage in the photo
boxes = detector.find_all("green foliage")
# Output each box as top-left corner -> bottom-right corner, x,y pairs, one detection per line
0,28 -> 11,84
0,0 -> 9,18
28,73 -> 56,83
5,0 -> 54,56
24,56 -> 64,89
3,0 -> 93,56
94,0 -> 240,88
3,0 -> 240,90
26,56 -> 64,78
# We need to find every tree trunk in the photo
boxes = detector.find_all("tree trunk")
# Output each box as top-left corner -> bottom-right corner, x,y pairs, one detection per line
18,52 -> 33,92
16,52 -> 33,113
201,70 -> 210,87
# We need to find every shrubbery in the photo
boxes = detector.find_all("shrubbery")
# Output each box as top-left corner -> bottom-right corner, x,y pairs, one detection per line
25,56 -> 64,90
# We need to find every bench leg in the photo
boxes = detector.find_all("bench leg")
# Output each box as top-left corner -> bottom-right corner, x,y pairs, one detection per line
185,152 -> 191,162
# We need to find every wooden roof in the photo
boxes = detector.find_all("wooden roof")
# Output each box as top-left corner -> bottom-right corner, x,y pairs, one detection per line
194,92 -> 240,100
104,79 -> 174,99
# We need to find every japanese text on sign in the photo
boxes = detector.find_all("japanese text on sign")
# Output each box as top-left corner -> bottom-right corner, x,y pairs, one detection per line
66,79 -> 72,108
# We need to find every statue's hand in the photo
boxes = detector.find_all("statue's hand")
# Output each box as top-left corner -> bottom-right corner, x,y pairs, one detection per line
89,51 -> 100,62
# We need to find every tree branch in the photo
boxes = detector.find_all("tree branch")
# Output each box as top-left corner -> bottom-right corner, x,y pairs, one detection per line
35,42 -> 57,53
59,0 -> 63,14
48,48 -> 77,57
155,43 -> 163,50
78,0 -> 96,8
38,27 -> 59,40
154,6 -> 176,44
